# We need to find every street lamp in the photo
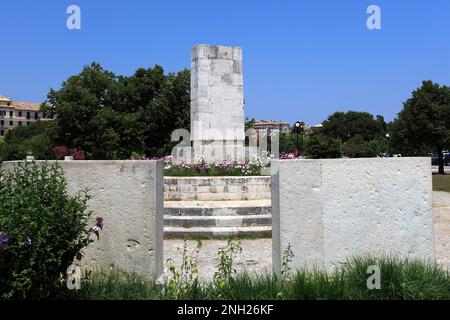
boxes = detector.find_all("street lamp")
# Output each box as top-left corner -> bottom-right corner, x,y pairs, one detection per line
294,121 -> 303,152
385,133 -> 390,157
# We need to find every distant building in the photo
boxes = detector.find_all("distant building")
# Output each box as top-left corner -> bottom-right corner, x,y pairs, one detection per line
253,120 -> 291,136
309,123 -> 323,133
0,95 -> 49,137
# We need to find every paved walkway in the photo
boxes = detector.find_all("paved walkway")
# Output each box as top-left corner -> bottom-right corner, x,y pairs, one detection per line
164,239 -> 272,281
433,191 -> 450,269
164,192 -> 450,280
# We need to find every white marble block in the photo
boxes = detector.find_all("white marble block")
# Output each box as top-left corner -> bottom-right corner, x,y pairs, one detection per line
272,158 -> 435,273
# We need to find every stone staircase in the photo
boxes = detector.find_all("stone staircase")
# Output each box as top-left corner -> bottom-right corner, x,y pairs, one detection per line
164,177 -> 272,238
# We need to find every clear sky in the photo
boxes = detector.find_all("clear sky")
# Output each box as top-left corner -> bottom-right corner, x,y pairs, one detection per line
1,0 -> 449,125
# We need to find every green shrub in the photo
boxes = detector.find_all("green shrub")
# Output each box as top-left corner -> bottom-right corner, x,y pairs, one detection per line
304,134 -> 342,159
0,161 -> 93,299
165,240 -> 202,299
214,240 -> 242,288
0,121 -> 57,161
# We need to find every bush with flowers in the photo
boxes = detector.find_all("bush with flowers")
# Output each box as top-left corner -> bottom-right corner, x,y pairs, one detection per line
163,157 -> 266,177
135,150 -> 301,176
0,161 -> 99,299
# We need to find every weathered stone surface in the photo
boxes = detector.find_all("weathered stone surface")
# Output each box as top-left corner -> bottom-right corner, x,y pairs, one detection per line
181,44 -> 245,163
272,158 -> 435,273
2,160 -> 164,281
164,176 -> 271,201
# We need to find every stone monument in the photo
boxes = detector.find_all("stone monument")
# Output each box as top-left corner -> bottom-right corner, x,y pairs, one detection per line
173,44 -> 248,163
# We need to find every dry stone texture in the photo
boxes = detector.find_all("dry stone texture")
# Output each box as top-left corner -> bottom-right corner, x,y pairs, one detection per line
272,158 -> 435,273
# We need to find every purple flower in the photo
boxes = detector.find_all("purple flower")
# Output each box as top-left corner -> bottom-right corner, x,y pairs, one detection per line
195,163 -> 210,171
93,217 -> 104,232
0,232 -> 9,249
216,160 -> 233,170
279,151 -> 301,160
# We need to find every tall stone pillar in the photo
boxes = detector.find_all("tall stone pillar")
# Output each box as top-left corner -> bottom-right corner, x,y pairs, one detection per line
190,44 -> 245,162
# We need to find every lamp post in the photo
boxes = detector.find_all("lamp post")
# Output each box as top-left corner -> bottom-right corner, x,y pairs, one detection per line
385,133 -> 390,157
294,121 -> 302,152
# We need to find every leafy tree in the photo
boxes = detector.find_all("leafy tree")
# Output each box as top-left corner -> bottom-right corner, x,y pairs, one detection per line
42,62 -> 116,151
343,135 -> 373,158
41,62 -> 190,160
322,111 -> 387,142
368,137 -> 389,156
279,132 -> 304,153
245,118 -> 256,130
0,121 -> 57,161
390,81 -> 450,174
304,134 -> 341,159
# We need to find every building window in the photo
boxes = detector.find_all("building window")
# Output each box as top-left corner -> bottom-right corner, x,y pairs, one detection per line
9,111 -> 13,117
9,121 -> 13,126
0,120 -> 4,126
18,121 -> 22,126
27,112 -> 31,119
7,102 -> 10,106
18,111 -> 22,117
35,112 -> 38,120
27,121 -> 31,126
0,130 -> 4,136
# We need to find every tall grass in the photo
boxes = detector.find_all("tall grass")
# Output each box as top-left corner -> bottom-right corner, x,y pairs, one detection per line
66,257 -> 450,300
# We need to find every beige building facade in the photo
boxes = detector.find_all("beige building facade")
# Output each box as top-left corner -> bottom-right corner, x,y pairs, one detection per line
0,95 -> 49,137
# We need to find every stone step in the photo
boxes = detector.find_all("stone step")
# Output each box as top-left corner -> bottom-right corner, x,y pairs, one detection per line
164,214 -> 272,228
164,226 -> 272,238
164,200 -> 271,216
164,176 -> 271,201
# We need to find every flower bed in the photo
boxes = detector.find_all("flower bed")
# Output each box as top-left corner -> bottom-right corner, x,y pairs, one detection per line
164,160 -> 265,176
131,151 -> 301,177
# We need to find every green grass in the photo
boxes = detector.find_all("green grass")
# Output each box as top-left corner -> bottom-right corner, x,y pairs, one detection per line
433,174 -> 450,192
63,257 -> 450,300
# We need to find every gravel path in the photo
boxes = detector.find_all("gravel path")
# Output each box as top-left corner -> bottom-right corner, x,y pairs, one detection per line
164,239 -> 272,281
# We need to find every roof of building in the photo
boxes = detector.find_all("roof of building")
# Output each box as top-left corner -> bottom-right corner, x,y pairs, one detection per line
11,101 -> 41,111
0,95 -> 12,102
0,94 -> 41,111
254,120 -> 290,125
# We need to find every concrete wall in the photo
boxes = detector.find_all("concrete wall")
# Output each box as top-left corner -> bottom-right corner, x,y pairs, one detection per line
164,176 -> 271,201
2,160 -> 164,281
272,158 -> 435,273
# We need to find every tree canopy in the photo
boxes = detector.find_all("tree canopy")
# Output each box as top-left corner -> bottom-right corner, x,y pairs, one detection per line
391,80 -> 450,174
322,111 -> 387,142
41,62 -> 190,159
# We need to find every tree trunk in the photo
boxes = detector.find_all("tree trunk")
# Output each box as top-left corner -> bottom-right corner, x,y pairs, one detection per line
437,145 -> 445,174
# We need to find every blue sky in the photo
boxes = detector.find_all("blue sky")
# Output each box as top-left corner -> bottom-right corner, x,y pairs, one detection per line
1,0 -> 449,125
